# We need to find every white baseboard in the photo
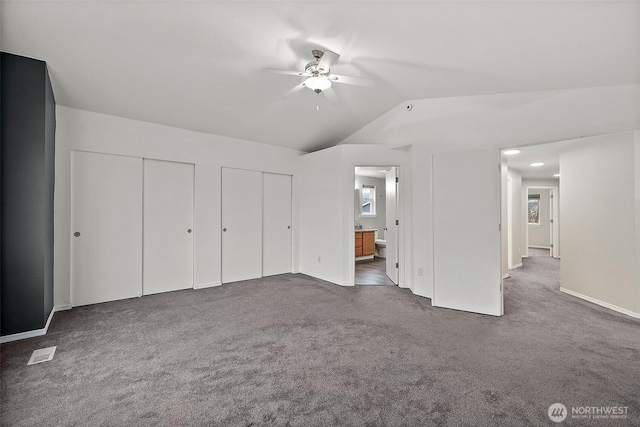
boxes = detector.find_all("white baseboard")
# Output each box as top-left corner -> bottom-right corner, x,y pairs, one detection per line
193,281 -> 222,290
355,255 -> 374,261
300,271 -> 351,287
0,328 -> 47,344
0,305 -> 67,344
560,287 -> 640,319
510,263 -> 523,269
502,273 -> 510,279
529,245 -> 551,249
410,288 -> 432,299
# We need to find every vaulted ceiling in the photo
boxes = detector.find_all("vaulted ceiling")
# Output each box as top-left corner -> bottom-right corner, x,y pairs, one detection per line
2,1 -> 639,152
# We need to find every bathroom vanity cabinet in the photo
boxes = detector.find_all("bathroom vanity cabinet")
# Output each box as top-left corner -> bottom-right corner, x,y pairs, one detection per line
355,230 -> 375,257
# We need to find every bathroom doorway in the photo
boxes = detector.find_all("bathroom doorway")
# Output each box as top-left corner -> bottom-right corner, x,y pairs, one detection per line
354,166 -> 399,286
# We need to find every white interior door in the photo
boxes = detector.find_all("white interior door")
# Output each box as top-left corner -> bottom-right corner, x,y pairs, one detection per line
143,159 -> 194,295
385,168 -> 398,284
222,168 -> 262,283
263,173 -> 292,276
433,149 -> 503,316
71,151 -> 143,306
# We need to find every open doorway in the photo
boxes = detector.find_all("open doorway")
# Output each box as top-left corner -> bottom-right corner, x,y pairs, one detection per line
525,186 -> 559,258
353,166 -> 399,286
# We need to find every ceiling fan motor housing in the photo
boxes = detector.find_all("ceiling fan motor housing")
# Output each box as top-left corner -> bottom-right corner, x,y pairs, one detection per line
305,61 -> 325,76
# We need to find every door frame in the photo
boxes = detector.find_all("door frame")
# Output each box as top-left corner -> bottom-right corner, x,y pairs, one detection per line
524,185 -> 559,258
349,164 -> 404,287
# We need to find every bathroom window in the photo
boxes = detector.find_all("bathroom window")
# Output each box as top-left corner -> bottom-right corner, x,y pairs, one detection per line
528,194 -> 540,224
362,185 -> 376,216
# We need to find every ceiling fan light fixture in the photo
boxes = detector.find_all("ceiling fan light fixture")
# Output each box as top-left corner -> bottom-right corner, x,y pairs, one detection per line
304,76 -> 331,92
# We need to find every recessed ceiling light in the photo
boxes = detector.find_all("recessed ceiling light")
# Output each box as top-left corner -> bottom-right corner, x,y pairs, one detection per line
503,149 -> 520,155
530,162 -> 544,167
553,173 -> 560,177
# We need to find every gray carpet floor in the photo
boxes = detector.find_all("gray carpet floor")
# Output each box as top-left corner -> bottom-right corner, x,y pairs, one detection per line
2,257 -> 639,426
527,248 -> 551,257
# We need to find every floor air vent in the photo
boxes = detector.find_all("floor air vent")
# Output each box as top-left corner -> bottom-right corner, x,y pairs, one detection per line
27,346 -> 57,366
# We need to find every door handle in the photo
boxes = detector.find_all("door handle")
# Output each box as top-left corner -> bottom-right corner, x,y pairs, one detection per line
74,232 -> 81,237
223,228 -> 227,232
287,226 -> 291,229
187,229 -> 192,233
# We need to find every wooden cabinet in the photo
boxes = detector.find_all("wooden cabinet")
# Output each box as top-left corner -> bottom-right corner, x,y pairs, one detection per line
362,231 -> 375,255
355,232 -> 363,256
355,231 -> 375,257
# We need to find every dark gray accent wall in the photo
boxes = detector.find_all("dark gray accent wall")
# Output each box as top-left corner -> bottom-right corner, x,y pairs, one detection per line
1,53 -> 56,336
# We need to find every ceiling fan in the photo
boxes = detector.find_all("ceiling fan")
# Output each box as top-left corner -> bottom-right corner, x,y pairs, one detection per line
264,49 -> 375,103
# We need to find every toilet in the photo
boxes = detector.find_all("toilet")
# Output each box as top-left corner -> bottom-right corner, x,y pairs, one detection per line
375,230 -> 386,258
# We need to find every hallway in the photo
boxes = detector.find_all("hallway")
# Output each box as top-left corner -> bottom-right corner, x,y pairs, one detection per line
505,248 -> 561,313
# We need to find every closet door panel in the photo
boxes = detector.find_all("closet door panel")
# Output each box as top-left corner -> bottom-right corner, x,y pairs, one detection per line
143,159 -> 194,295
221,168 -> 262,283
263,173 -> 292,276
71,151 -> 143,306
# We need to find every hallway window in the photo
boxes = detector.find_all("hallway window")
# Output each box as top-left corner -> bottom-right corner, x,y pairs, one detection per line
528,194 -> 540,224
362,185 -> 376,216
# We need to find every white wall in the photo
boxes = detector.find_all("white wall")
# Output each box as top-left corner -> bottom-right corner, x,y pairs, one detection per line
560,131 -> 638,315
527,188 -> 551,248
54,106 -> 302,307
501,162 -> 508,277
298,145 -> 414,291
507,167 -> 523,268
302,142 -> 507,303
635,131 -> 640,317
409,144 -> 433,299
354,175 -> 386,236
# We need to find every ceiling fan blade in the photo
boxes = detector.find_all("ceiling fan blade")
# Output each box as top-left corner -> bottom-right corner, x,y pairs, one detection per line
317,50 -> 340,73
279,82 -> 306,100
322,86 -> 340,104
329,73 -> 375,87
263,68 -> 309,77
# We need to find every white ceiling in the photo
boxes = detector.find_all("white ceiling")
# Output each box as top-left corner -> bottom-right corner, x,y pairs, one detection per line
2,1 -> 639,153
355,166 -> 390,179
503,138 -> 586,180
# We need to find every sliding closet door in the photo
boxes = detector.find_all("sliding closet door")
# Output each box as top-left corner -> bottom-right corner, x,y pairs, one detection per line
143,159 -> 194,295
221,168 -> 262,283
71,151 -> 143,306
432,149 -> 503,316
263,173 -> 292,276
